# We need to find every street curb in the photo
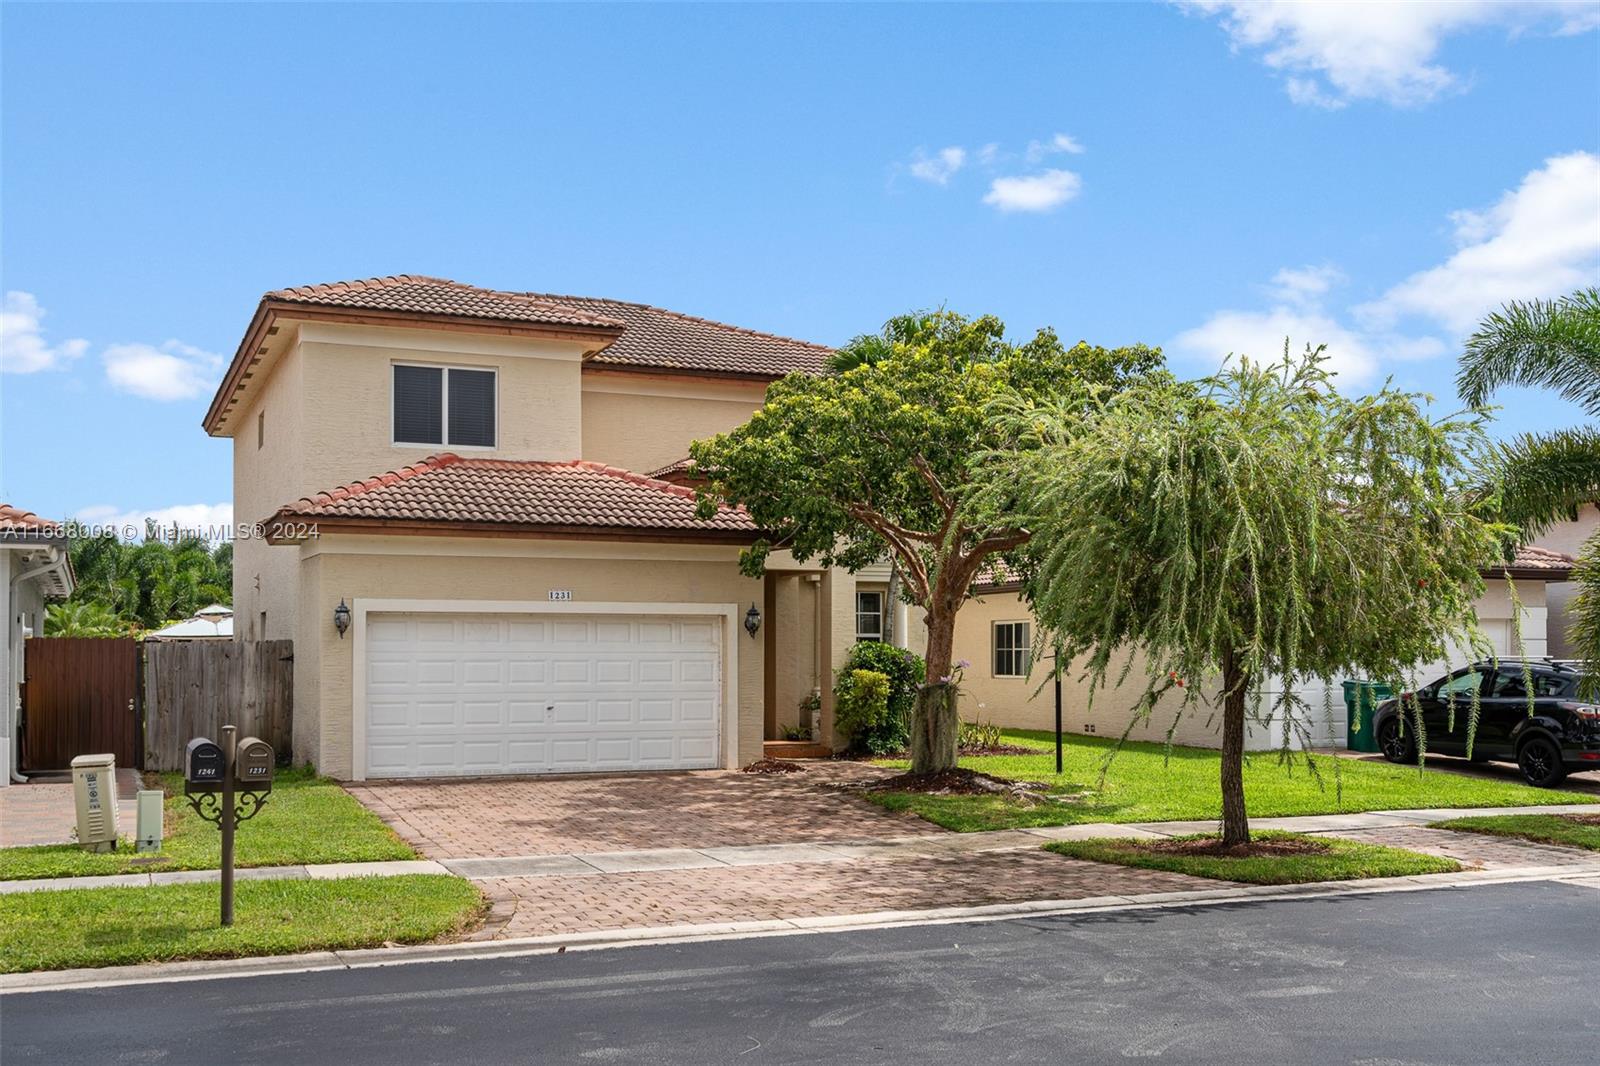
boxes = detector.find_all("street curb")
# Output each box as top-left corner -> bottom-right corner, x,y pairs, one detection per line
6,860 -> 1598,995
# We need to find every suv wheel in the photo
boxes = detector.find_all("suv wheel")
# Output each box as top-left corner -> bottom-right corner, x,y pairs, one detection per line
1516,736 -> 1568,788
1378,718 -> 1415,764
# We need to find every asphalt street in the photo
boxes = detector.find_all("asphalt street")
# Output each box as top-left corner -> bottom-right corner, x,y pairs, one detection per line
4,880 -> 1598,1065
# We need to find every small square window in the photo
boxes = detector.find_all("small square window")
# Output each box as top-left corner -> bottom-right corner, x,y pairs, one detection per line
855,591 -> 883,643
993,621 -> 1031,677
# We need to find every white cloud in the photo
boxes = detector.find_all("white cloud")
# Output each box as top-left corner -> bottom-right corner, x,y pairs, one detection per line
1173,153 -> 1599,386
1357,151 -> 1600,334
976,142 -> 1001,165
1174,306 -> 1382,382
1,291 -> 89,374
908,146 -> 967,185
1026,132 -> 1085,161
1183,1 -> 1600,108
1266,264 -> 1346,306
75,502 -> 235,541
103,340 -> 224,401
982,169 -> 1083,213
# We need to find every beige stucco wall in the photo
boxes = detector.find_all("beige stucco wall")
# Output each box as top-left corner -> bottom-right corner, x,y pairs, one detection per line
1535,503 -> 1598,660
580,372 -> 767,474
292,536 -> 764,779
227,321 -> 596,646
768,573 -> 822,735
927,577 -> 1555,752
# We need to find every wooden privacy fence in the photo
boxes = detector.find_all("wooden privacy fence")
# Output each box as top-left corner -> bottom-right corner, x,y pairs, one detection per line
143,640 -> 293,771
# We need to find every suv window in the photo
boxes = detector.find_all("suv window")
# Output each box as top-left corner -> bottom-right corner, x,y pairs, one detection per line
1436,670 -> 1486,700
1488,669 -> 1572,699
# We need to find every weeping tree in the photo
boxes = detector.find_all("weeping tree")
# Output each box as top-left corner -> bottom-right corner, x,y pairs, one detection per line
1458,288 -> 1600,693
987,350 -> 1508,844
690,310 -> 1160,772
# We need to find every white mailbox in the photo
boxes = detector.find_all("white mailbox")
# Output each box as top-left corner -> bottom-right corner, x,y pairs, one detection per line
70,753 -> 119,852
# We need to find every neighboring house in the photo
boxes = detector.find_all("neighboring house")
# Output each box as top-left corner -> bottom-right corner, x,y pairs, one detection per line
0,506 -> 74,787
929,546 -> 1577,751
146,603 -> 234,641
207,276 -> 847,780
1534,502 -> 1598,661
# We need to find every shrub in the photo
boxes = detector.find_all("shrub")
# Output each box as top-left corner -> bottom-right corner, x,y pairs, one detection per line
835,670 -> 892,753
833,641 -> 926,754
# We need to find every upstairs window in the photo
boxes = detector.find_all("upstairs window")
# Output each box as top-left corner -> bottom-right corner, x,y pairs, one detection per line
393,364 -> 496,448
993,621 -> 1031,678
855,591 -> 884,642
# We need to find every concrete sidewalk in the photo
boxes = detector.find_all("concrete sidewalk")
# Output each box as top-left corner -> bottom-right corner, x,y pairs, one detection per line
7,801 -> 1599,895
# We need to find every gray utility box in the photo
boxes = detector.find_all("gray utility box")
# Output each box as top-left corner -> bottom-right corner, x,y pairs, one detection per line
70,753 -> 119,852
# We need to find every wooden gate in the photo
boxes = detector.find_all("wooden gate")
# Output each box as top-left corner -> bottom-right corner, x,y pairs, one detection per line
20,638 -> 142,771
143,640 -> 293,771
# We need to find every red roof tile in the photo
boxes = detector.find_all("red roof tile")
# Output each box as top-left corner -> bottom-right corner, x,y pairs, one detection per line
266,454 -> 756,542
528,293 -> 833,379
0,504 -> 65,537
645,457 -> 703,486
266,275 -> 624,331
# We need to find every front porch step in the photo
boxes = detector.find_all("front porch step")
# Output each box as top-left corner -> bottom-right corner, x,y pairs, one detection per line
763,740 -> 834,760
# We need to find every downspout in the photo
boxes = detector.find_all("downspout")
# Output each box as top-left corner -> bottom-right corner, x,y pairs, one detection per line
9,547 -> 65,783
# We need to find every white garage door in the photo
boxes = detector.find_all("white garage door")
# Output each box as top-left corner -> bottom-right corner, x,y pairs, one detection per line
364,612 -> 722,778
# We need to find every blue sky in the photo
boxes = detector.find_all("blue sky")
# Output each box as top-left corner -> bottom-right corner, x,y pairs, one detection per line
3,1 -> 1598,535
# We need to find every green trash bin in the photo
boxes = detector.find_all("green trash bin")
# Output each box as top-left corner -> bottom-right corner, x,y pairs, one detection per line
1342,680 -> 1393,753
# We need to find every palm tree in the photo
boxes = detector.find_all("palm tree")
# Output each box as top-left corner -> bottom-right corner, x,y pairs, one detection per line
44,601 -> 129,637
1458,288 -> 1600,690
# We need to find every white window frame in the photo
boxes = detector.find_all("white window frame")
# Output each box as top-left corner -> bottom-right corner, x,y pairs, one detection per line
391,361 -> 498,450
993,620 -> 1031,678
855,590 -> 884,643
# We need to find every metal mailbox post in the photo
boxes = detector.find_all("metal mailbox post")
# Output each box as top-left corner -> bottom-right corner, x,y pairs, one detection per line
184,725 -> 273,927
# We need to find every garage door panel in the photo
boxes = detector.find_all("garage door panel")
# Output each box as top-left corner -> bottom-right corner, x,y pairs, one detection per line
365,612 -> 722,777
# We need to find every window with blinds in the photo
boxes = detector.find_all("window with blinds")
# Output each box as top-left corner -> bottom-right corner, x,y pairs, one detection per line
392,364 -> 495,447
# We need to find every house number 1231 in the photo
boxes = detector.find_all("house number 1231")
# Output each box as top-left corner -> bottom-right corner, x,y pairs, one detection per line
548,589 -> 573,601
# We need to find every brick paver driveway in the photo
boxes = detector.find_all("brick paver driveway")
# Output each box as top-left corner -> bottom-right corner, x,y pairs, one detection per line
478,849 -> 1224,939
348,762 -> 943,859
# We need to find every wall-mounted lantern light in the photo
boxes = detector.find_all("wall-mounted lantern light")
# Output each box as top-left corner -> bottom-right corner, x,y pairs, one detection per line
743,602 -> 762,639
333,599 -> 351,639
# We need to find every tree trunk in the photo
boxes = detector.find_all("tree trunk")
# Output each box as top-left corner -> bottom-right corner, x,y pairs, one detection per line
910,605 -> 959,773
1219,649 -> 1251,846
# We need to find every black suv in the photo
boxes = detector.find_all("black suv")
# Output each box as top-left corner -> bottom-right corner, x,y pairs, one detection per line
1374,660 -> 1600,787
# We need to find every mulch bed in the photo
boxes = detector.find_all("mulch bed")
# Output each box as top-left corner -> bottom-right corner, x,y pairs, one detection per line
1126,836 -> 1333,859
1561,814 -> 1600,826
870,767 -> 1061,805
740,758 -> 806,774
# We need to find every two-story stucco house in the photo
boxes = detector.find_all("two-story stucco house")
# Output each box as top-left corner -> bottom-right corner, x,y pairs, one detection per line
206,276 -> 869,781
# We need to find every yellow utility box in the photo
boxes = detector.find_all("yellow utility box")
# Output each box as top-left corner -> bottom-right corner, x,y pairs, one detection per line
70,753 -> 120,852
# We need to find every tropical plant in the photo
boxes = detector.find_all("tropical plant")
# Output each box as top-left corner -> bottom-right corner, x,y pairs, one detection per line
989,348 -> 1507,844
1458,288 -> 1600,689
691,310 -> 1160,772
43,601 -> 130,638
63,527 -> 232,630
832,640 -> 925,753
834,669 -> 893,754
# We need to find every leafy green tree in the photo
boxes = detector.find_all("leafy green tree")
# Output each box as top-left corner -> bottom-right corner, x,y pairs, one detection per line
691,310 -> 1160,772
1458,288 -> 1600,689
44,601 -> 130,638
991,350 -> 1506,844
64,527 -> 232,630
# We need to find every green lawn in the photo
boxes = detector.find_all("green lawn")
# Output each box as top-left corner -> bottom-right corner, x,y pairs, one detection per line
1429,813 -> 1600,852
0,767 -> 415,881
0,875 -> 483,973
868,730 -> 1594,832
1045,831 -> 1461,885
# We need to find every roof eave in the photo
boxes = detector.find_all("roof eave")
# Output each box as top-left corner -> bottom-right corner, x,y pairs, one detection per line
204,300 -> 628,437
262,513 -> 762,547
